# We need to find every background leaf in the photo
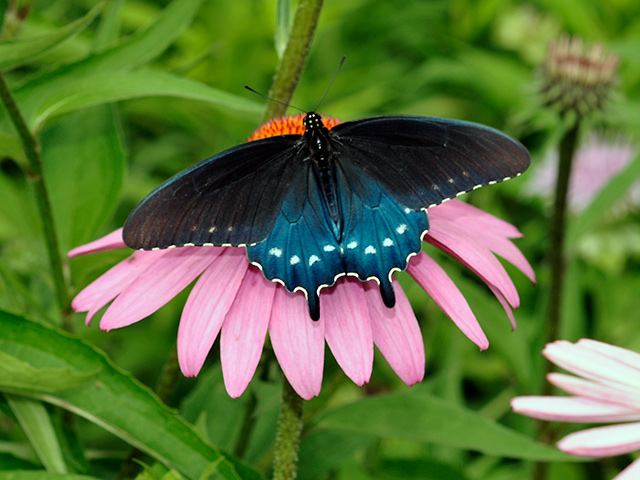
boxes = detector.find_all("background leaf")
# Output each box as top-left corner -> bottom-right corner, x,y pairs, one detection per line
0,310 -> 262,480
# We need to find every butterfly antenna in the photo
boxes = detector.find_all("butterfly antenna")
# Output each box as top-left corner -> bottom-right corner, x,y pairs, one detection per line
313,56 -> 346,111
244,86 -> 305,113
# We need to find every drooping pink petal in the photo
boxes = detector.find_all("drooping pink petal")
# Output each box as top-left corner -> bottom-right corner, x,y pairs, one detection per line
220,266 -> 276,398
365,280 -> 425,385
486,282 -> 517,330
269,288 -> 325,400
557,422 -> 640,457
100,247 -> 220,330
510,397 -> 640,423
178,248 -> 248,377
68,229 -> 126,257
408,252 -> 489,349
577,339 -> 640,371
322,277 -> 373,386
429,200 -> 522,239
72,250 -> 161,325
548,373 -> 640,410
425,228 -> 519,309
543,341 -> 640,393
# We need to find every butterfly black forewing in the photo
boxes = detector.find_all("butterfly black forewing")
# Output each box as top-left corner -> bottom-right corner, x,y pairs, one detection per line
329,116 -> 530,210
123,135 -> 304,249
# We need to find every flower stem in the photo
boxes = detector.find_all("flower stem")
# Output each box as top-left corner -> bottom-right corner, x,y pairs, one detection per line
273,378 -> 304,480
0,71 -> 70,320
546,121 -> 580,364
262,0 -> 325,122
535,121 -> 580,480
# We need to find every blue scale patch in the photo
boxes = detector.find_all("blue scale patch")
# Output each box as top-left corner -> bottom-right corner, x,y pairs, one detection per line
246,164 -> 429,319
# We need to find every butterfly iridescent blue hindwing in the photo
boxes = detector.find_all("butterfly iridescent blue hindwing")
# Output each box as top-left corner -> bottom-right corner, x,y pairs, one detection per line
245,157 -> 430,319
123,113 -> 530,320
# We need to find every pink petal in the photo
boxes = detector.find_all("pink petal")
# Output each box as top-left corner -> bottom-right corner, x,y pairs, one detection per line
221,266 -> 276,398
269,288 -> 325,400
100,247 -> 220,330
178,248 -> 248,377
68,229 -> 126,257
544,341 -> 640,393
425,228 -> 519,309
511,396 -> 640,423
429,200 -> 522,239
72,250 -> 161,325
548,373 -> 640,410
486,282 -> 517,330
615,458 -> 640,480
322,277 -> 373,386
408,252 -> 489,349
365,280 -> 425,385
558,422 -> 640,457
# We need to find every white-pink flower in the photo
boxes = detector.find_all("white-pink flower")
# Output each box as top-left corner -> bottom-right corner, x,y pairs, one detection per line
70,199 -> 534,400
512,339 -> 640,479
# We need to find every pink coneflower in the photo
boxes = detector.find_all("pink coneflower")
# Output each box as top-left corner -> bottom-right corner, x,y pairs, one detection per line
70,199 -> 533,400
70,115 -> 534,400
526,137 -> 639,213
512,339 -> 640,479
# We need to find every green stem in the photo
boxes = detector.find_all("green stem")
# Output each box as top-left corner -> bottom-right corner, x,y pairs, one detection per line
535,121 -> 580,480
546,121 -> 580,361
0,71 -> 70,321
262,0 -> 325,122
273,379 -> 304,480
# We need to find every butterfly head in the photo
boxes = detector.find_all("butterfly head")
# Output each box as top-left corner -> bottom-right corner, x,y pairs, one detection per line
303,112 -> 327,133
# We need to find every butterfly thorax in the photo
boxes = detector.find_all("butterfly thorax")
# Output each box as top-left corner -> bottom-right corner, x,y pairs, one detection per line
303,112 -> 344,241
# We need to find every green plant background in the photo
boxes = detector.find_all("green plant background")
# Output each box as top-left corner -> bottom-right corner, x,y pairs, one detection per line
1,0 -> 640,479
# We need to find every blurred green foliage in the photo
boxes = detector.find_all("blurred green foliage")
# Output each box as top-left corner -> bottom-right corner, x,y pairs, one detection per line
0,0 -> 640,479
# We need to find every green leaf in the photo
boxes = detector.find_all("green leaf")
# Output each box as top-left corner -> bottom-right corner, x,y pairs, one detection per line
0,351 -> 97,393
92,0 -> 125,52
6,396 -> 67,473
568,150 -> 640,244
40,104 -> 125,251
0,473 -> 99,480
298,430 -> 374,480
30,70 -> 261,129
0,311 -> 263,480
314,391 -> 577,462
0,3 -> 104,70
0,0 -> 206,132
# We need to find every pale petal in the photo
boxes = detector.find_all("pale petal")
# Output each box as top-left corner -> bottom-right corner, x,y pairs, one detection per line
100,247 -> 220,330
614,458 -> 640,480
511,396 -> 640,423
558,422 -> 640,457
269,288 -> 325,400
425,228 -> 519,309
68,229 -> 126,257
408,252 -> 488,349
220,266 -> 276,397
322,277 -> 373,386
366,280 -> 425,385
548,373 -> 640,410
577,339 -> 640,372
544,341 -> 640,394
178,248 -> 248,377
72,250 -> 160,325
